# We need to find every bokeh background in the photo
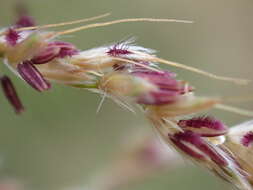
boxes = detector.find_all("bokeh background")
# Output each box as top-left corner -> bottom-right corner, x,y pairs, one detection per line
0,0 -> 253,190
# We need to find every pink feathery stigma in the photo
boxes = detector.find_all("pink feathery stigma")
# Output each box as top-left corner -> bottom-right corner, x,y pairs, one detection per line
133,70 -> 192,105
169,131 -> 228,166
17,61 -> 51,92
0,75 -> 24,114
15,15 -> 35,28
107,43 -> 132,57
5,28 -> 20,46
178,116 -> 228,137
241,131 -> 253,147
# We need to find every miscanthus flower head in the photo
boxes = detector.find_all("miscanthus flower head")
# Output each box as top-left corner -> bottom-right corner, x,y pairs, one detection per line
0,12 -> 253,190
0,13 -> 250,111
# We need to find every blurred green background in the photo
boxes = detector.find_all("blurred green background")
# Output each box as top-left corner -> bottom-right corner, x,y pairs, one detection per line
0,0 -> 253,190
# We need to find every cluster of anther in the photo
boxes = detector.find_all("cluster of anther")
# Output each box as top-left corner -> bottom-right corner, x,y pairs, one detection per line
1,16 -> 79,113
169,117 -> 229,166
106,43 -> 193,106
17,41 -> 78,91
